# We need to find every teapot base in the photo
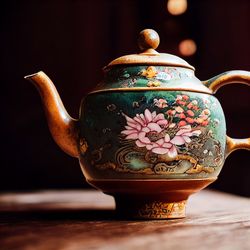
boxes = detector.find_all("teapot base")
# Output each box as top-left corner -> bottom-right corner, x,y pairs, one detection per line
115,196 -> 186,219
87,178 -> 216,219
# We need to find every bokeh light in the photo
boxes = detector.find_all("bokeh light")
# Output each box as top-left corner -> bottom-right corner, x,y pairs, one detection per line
179,39 -> 197,56
167,0 -> 188,15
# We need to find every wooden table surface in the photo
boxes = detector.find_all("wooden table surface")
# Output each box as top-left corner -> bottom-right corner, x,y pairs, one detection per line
0,189 -> 250,250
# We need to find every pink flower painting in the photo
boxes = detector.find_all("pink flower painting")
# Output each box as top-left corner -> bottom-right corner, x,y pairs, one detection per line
121,106 -> 203,158
121,109 -> 168,147
146,134 -> 178,158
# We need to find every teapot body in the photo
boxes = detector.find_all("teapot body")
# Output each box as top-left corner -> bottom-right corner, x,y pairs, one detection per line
79,65 -> 226,182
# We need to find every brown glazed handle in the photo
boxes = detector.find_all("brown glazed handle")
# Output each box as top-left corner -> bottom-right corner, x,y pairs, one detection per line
225,137 -> 250,157
203,70 -> 250,157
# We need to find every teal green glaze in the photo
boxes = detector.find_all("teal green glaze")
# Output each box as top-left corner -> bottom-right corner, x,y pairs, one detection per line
79,90 -> 226,180
96,66 -> 203,90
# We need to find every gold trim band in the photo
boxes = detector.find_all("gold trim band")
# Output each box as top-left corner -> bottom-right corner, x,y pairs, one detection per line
88,87 -> 212,95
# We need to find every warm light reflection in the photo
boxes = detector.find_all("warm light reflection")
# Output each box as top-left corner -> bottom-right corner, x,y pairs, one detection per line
179,39 -> 197,56
167,0 -> 187,15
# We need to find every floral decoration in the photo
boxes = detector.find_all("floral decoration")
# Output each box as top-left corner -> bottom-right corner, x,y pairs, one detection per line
139,66 -> 192,83
121,94 -> 211,158
141,66 -> 158,78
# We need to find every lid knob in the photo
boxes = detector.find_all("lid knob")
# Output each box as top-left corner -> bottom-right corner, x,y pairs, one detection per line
138,29 -> 160,51
106,28 -> 194,70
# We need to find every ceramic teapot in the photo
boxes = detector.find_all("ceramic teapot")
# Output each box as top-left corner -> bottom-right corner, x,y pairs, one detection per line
25,29 -> 250,219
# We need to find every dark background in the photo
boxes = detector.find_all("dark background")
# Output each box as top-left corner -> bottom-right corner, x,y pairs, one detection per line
1,0 -> 250,196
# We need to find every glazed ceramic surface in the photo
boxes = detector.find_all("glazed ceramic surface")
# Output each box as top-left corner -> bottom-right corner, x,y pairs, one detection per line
25,29 -> 250,219
79,66 -> 226,181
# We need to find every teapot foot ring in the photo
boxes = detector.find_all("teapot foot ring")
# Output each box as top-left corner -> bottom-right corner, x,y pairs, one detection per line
88,178 -> 216,220
115,196 -> 186,219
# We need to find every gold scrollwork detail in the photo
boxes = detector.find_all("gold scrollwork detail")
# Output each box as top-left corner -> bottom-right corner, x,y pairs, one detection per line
95,162 -> 117,170
138,200 -> 186,219
93,136 -> 221,175
79,137 -> 88,155
95,161 -> 154,174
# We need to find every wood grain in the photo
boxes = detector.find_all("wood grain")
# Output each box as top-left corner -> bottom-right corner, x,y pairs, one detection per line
0,190 -> 249,250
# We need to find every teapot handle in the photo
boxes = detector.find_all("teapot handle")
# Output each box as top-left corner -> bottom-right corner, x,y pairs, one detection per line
203,70 -> 250,157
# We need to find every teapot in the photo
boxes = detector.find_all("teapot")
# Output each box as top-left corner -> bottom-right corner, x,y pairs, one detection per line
25,29 -> 250,219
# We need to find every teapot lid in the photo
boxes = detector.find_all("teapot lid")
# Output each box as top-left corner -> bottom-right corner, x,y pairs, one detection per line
105,29 -> 195,71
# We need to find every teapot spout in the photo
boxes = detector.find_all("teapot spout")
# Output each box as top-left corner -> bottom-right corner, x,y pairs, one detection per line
25,71 -> 80,158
